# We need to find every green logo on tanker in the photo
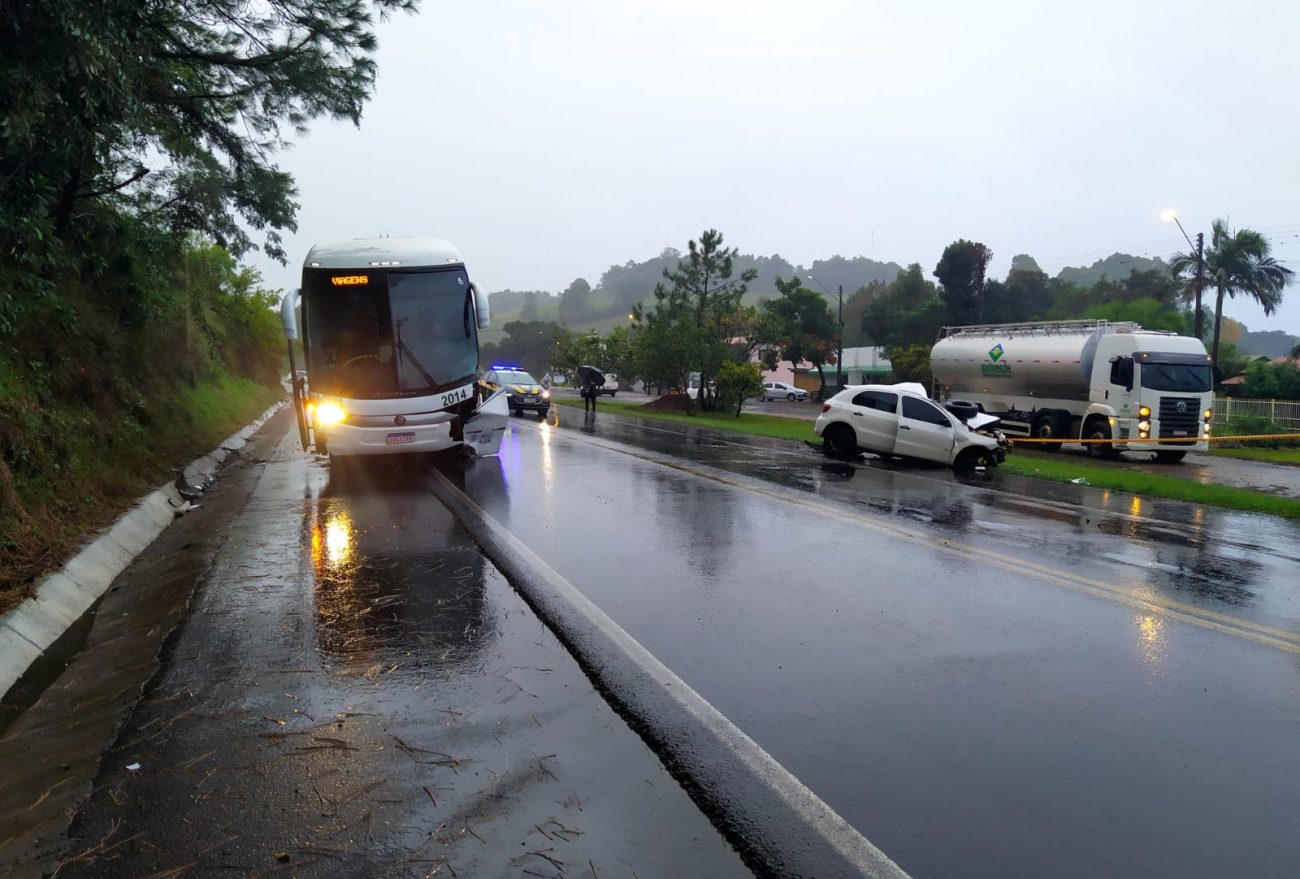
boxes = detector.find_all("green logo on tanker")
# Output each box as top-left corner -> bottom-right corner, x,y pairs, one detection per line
980,342 -> 1012,376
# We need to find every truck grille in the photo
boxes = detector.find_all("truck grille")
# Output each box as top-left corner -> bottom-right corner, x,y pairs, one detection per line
1158,396 -> 1199,444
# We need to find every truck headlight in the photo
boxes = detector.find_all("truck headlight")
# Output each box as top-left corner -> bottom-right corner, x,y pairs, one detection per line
1138,405 -> 1151,418
1139,430 -> 1150,439
315,401 -> 346,426
1138,420 -> 1151,432
1204,408 -> 1212,421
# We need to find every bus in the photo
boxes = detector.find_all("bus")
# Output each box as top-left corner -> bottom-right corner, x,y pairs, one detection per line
279,238 -> 508,459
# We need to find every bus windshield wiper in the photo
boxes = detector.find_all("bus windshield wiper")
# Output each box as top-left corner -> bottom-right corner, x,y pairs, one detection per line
393,319 -> 440,389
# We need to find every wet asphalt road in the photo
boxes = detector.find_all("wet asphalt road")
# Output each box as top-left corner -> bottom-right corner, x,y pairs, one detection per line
16,408 -> 1300,878
35,420 -> 748,879
460,408 -> 1300,879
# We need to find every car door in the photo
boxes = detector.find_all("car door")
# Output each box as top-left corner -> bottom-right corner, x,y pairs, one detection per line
847,390 -> 899,454
762,382 -> 775,400
896,396 -> 956,463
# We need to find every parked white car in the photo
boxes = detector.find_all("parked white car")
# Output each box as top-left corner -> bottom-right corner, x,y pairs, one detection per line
814,382 -> 1008,471
760,381 -> 809,402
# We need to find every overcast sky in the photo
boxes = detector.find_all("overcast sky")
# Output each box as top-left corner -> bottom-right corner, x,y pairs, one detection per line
249,0 -> 1300,337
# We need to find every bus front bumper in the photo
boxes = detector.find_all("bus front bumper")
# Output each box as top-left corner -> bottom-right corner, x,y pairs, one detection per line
318,421 -> 458,456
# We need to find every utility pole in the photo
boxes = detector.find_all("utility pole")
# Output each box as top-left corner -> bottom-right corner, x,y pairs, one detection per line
1193,231 -> 1205,341
835,284 -> 843,393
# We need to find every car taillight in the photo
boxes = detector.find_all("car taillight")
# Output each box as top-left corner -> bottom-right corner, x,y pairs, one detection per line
821,403 -> 831,413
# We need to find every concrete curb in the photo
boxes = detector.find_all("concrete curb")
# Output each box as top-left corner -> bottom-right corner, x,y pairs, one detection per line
0,400 -> 285,699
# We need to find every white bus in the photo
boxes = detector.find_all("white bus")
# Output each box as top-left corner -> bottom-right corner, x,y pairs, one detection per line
280,238 -> 508,459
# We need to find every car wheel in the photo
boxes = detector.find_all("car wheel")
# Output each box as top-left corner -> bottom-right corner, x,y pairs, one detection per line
787,392 -> 796,401
822,423 -> 857,458
954,446 -> 997,473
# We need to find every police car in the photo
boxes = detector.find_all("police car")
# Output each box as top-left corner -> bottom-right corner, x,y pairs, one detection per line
480,365 -> 551,417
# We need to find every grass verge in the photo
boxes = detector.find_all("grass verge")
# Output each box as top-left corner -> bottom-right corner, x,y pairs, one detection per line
556,397 -> 1300,519
554,397 -> 812,442
1,372 -> 282,611
1211,446 -> 1300,467
1000,455 -> 1300,518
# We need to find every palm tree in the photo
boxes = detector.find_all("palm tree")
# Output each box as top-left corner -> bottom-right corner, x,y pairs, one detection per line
1174,220 -> 1294,375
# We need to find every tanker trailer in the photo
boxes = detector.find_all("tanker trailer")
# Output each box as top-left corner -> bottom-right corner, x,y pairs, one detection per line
930,319 -> 1214,462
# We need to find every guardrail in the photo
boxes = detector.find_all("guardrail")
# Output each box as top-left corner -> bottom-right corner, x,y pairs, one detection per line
1215,397 -> 1300,429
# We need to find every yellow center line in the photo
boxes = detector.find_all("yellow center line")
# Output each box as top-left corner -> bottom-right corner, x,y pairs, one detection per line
526,421 -> 1300,655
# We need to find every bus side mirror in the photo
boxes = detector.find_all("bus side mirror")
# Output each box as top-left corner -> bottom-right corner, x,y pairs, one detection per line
280,289 -> 299,340
279,291 -> 299,340
471,284 -> 490,329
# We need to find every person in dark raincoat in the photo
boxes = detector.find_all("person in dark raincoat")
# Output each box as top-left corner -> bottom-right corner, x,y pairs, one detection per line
578,366 -> 604,413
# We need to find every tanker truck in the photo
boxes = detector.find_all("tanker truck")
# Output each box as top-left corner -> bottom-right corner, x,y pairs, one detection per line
930,319 -> 1214,463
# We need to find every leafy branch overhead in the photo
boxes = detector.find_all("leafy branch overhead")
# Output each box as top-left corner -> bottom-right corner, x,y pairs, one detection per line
0,0 -> 415,281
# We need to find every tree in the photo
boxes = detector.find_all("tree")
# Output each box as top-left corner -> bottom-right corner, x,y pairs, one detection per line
1195,220 -> 1294,373
886,345 -> 933,386
934,240 -> 992,325
520,292 -> 540,321
715,361 -> 764,416
763,275 -> 838,398
1083,298 -> 1191,335
639,229 -> 757,412
558,278 -> 593,325
479,321 -> 566,373
0,0 -> 413,272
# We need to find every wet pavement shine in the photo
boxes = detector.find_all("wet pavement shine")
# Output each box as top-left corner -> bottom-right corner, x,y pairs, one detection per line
6,406 -> 1300,879
18,424 -> 748,879
451,408 -> 1300,879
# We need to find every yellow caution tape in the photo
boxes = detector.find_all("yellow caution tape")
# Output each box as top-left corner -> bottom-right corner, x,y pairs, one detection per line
1009,433 -> 1300,445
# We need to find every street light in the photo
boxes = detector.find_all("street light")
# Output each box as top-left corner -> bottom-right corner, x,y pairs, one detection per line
806,273 -> 844,397
1162,208 -> 1205,340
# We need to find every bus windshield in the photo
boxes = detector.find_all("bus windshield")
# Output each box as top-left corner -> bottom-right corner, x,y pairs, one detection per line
304,268 -> 478,399
1140,362 -> 1212,393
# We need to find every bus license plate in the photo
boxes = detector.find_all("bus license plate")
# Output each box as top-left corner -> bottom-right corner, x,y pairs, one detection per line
386,432 -> 415,445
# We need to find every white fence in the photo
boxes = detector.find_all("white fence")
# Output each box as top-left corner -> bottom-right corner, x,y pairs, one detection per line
1215,397 -> 1300,429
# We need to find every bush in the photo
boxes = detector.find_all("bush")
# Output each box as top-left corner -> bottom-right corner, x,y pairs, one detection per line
715,360 -> 765,416
1220,415 -> 1300,448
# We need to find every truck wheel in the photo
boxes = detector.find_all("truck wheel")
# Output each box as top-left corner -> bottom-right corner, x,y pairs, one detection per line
1084,418 -> 1117,459
1032,413 -> 1062,453
1154,450 -> 1186,464
955,446 -> 997,473
822,424 -> 857,458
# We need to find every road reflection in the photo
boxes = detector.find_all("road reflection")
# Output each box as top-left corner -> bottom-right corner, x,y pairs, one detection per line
303,458 -> 501,671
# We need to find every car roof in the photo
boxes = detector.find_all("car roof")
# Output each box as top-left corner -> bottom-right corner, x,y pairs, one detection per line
838,382 -> 930,399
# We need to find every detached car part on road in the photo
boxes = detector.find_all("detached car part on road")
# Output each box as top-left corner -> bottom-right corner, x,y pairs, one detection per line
815,382 -> 1009,472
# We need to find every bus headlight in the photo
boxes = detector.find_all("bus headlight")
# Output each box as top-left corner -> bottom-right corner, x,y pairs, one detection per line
1138,405 -> 1151,418
315,401 -> 346,426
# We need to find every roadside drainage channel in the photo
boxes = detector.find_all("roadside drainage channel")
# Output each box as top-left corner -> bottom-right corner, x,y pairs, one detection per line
0,401 -> 285,701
